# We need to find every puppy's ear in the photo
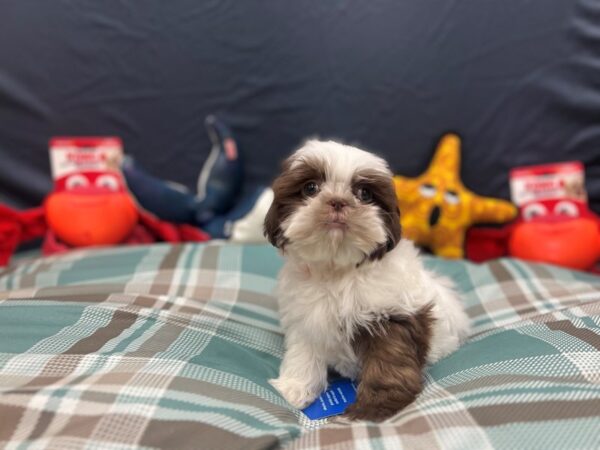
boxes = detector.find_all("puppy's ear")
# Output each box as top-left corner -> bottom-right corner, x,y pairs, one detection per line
263,158 -> 294,249
368,177 -> 402,261
264,199 -> 285,248
264,154 -> 325,249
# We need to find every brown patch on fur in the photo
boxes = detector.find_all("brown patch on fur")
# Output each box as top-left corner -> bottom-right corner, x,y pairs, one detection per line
263,156 -> 326,248
345,304 -> 434,422
352,170 -> 401,260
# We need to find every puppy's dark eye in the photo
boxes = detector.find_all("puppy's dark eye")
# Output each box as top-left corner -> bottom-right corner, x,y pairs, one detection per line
302,181 -> 320,197
357,186 -> 373,202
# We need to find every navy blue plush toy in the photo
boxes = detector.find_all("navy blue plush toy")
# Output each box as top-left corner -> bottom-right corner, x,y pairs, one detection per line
122,116 -> 267,239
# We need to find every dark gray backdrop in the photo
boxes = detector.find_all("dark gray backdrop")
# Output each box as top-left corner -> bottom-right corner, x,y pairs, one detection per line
1,0 -> 599,213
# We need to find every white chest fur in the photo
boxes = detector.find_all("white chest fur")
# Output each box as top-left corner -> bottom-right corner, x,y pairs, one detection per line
276,244 -> 430,359
275,240 -> 469,368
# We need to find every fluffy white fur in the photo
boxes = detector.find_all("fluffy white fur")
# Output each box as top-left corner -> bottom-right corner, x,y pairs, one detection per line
269,140 -> 470,409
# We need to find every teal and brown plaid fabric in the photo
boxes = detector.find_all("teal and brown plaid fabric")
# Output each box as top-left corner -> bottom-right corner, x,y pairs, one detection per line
0,243 -> 598,449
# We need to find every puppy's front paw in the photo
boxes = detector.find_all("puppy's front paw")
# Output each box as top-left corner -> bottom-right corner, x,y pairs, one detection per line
269,377 -> 323,409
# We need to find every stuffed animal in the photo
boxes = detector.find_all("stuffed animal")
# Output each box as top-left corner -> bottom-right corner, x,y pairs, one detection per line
122,115 -> 271,242
0,205 -> 46,266
467,194 -> 600,271
509,205 -> 600,270
122,116 -> 243,226
46,162 -> 139,246
0,198 -> 209,267
393,133 -> 517,258
0,137 -> 209,267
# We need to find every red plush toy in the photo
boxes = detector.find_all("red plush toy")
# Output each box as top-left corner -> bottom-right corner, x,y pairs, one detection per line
466,162 -> 600,272
467,205 -> 600,271
0,137 -> 209,267
0,205 -> 46,266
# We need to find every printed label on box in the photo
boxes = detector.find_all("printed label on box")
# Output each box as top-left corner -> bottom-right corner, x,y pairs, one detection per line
302,379 -> 357,420
510,161 -> 587,207
49,137 -> 124,181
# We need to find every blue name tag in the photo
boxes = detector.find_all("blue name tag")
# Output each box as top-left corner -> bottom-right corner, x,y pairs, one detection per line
302,379 -> 357,420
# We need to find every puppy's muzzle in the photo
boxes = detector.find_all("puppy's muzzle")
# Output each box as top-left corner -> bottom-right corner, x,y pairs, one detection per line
328,199 -> 348,212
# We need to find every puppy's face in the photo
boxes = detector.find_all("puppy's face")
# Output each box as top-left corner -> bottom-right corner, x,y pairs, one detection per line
264,140 -> 401,266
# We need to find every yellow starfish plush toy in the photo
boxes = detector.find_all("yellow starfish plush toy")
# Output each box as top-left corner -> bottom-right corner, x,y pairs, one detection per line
394,133 -> 517,258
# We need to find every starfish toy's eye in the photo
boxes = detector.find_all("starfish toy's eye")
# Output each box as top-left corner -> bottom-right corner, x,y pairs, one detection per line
419,183 -> 436,198
444,190 -> 460,205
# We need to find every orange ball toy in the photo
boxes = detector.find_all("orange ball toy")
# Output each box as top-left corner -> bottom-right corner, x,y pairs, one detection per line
509,216 -> 600,271
45,191 -> 138,247
45,171 -> 138,247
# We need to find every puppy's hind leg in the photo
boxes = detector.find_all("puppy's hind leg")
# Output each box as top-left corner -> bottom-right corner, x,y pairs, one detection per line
344,305 -> 434,422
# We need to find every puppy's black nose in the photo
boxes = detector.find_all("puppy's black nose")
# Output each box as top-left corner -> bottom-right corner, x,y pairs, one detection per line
328,199 -> 348,212
429,205 -> 441,227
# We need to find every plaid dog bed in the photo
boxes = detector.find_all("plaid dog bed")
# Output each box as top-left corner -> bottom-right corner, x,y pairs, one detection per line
0,243 -> 598,449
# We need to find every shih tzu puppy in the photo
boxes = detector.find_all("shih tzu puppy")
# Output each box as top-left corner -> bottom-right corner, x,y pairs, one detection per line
264,140 -> 469,421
